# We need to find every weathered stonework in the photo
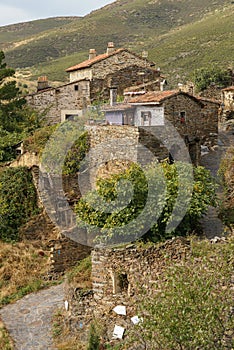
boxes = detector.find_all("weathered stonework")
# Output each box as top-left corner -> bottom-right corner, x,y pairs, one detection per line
26,47 -> 162,124
222,86 -> 234,114
162,94 -> 219,146
85,124 -> 168,187
26,80 -> 90,124
63,237 -> 191,344
90,63 -> 160,102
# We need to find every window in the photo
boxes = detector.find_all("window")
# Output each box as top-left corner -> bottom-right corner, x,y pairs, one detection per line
123,112 -> 134,125
65,114 -> 78,121
74,85 -> 79,91
111,272 -> 129,294
180,111 -> 186,124
141,111 -> 152,126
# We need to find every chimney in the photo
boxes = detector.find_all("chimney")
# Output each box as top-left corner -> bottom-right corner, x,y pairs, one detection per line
106,42 -> 115,55
89,49 -> 97,60
110,87 -> 117,106
160,79 -> 167,91
37,76 -> 49,91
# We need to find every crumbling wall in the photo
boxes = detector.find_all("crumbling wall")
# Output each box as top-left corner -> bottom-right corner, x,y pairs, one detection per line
26,80 -> 90,124
63,237 -> 191,344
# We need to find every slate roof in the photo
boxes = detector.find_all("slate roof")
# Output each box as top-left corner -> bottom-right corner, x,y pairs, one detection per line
101,103 -> 134,112
66,48 -> 155,72
129,90 -> 220,105
129,90 -> 179,103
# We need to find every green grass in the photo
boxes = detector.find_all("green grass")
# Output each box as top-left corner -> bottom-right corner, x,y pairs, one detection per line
0,280 -> 58,308
118,235 -> 234,349
0,17 -> 81,45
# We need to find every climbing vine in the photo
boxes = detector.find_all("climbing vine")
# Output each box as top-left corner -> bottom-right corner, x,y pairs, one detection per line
0,166 -> 39,242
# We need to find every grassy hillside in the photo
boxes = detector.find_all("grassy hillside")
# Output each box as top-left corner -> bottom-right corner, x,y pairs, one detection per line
0,17 -> 80,50
0,0 -> 233,84
148,4 -> 234,84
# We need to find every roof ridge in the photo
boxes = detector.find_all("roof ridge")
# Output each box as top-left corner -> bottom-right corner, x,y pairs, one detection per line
66,48 -> 125,72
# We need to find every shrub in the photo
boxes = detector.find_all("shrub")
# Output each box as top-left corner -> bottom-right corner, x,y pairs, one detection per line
75,162 -> 217,244
0,166 -> 39,241
193,65 -> 231,92
87,323 -> 100,350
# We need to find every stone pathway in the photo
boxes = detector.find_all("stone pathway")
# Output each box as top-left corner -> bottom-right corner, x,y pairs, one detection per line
0,284 -> 64,350
200,129 -> 234,238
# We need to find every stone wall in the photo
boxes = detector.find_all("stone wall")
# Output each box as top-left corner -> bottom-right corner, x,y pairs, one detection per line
199,84 -> 222,101
20,209 -> 91,277
9,152 -> 40,168
163,94 -> 219,146
85,123 -> 202,187
92,50 -> 158,81
49,236 -> 91,274
63,237 -> 191,344
26,80 -> 90,124
85,125 -> 139,186
90,64 -> 160,103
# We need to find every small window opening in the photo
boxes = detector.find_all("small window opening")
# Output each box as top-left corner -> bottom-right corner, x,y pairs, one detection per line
180,111 -> 186,124
74,85 -> 79,91
141,111 -> 152,126
118,273 -> 129,292
112,272 -> 129,294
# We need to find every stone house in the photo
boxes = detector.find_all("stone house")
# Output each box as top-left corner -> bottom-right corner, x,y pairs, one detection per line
26,43 -> 162,124
101,90 -> 220,165
66,42 -> 162,101
26,78 -> 90,124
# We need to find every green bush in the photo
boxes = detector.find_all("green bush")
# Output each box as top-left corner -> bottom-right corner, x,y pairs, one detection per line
23,124 -> 58,155
0,166 -> 39,241
63,131 -> 90,175
75,162 -> 217,244
87,323 -> 100,350
193,65 -> 231,92
40,121 -> 89,175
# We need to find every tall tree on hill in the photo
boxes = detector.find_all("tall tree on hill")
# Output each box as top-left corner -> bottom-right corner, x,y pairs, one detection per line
0,51 -> 44,162
0,51 -> 26,132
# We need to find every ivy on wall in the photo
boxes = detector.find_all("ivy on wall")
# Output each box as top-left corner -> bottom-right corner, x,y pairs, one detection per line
0,166 -> 39,242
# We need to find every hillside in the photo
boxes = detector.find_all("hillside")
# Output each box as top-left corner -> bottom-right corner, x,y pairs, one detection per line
0,17 -> 81,50
0,0 -> 233,84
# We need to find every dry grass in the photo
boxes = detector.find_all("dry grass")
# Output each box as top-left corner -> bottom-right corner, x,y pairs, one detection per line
0,240 -> 54,307
0,319 -> 14,350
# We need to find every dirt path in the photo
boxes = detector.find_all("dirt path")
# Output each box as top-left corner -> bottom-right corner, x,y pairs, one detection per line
200,129 -> 234,238
0,284 -> 64,350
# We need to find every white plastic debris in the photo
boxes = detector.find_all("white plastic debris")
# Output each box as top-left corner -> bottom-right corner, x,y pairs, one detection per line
131,316 -> 143,325
113,305 -> 126,316
64,300 -> 69,311
113,325 -> 125,339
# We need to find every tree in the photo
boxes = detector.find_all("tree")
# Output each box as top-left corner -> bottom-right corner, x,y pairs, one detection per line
0,51 -> 26,132
0,51 -> 44,162
75,162 -> 217,244
193,65 -> 231,92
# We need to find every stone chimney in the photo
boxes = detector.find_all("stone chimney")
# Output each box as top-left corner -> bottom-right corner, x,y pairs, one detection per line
37,76 -> 49,91
110,87 -> 117,106
106,42 -> 115,55
160,79 -> 167,91
89,49 -> 97,60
